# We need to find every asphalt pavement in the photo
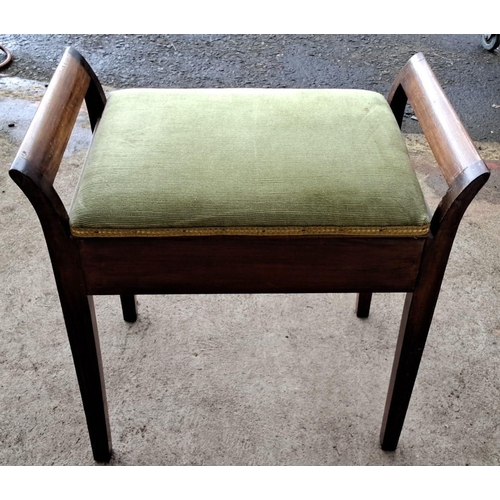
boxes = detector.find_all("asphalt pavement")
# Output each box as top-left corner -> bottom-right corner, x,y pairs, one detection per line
1,34 -> 500,141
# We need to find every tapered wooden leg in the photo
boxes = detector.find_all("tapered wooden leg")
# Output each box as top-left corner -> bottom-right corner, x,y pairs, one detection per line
60,292 -> 112,462
380,288 -> 438,451
120,295 -> 137,323
356,293 -> 372,318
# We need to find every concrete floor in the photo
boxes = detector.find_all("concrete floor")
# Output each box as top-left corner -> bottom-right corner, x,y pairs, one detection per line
0,76 -> 499,466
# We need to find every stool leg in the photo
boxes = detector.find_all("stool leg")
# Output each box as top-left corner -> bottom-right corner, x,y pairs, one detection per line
59,291 -> 112,462
379,287 -> 438,451
120,295 -> 137,323
356,293 -> 372,318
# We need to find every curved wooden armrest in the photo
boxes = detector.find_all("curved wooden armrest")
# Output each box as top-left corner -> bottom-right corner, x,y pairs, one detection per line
388,52 -> 487,186
388,52 -> 490,234
9,47 -> 106,222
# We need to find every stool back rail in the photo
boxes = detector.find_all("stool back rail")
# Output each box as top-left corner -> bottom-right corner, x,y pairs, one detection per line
9,47 -> 489,462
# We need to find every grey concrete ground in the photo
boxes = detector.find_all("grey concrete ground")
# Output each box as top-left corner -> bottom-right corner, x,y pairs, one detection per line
0,36 -> 500,466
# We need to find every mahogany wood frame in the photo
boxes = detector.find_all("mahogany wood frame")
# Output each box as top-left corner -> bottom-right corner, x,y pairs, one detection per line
9,47 -> 490,462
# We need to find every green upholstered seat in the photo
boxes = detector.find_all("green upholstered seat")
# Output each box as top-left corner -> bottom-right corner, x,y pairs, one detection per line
69,88 -> 430,237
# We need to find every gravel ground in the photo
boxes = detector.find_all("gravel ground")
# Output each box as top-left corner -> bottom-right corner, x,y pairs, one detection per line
1,34 -> 500,141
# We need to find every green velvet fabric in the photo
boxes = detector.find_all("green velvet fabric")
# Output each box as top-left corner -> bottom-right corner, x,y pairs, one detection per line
69,88 -> 430,234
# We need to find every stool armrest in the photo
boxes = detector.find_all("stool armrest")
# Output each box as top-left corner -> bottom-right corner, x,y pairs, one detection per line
9,47 -> 106,227
388,52 -> 487,186
388,53 -> 490,235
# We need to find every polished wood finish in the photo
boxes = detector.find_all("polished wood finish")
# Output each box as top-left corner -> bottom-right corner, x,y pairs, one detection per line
8,168 -> 112,462
9,48 -> 489,461
78,236 -> 425,296
388,52 -> 484,186
120,295 -> 138,323
10,47 -> 112,462
380,57 -> 490,450
15,49 -> 91,184
356,293 -> 372,319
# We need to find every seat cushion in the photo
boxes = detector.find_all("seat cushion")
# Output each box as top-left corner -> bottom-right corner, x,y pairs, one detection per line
69,88 -> 430,237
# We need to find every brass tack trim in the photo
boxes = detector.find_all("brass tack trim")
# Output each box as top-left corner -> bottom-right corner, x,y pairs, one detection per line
70,225 -> 430,238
